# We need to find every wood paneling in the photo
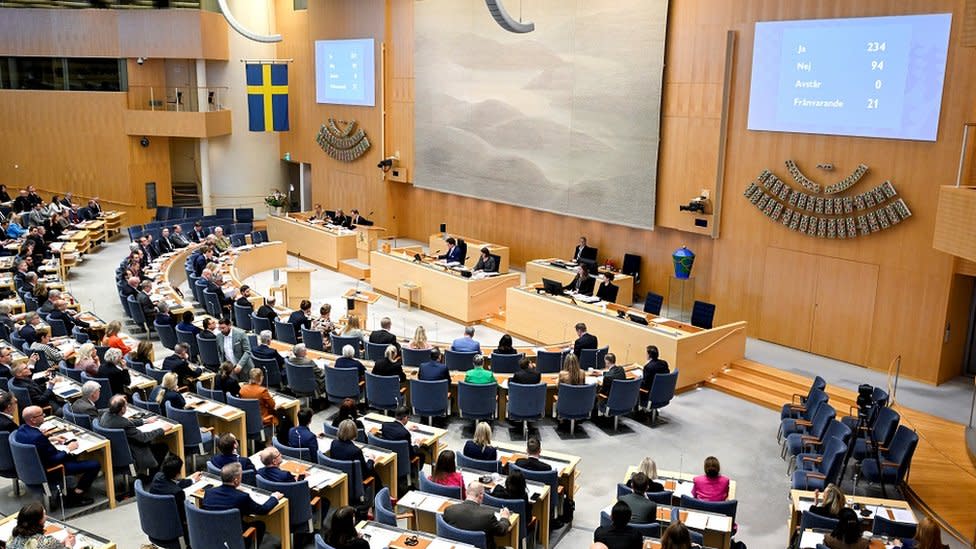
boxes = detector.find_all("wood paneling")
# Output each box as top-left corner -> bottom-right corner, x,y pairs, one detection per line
758,248 -> 818,350
810,257 -> 879,365
939,274 -> 975,383
934,186 -> 976,262
123,110 -> 232,138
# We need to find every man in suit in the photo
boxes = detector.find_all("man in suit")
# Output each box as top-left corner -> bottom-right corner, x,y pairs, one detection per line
348,209 -> 369,226
594,501 -> 643,549
19,312 -> 42,346
202,462 -> 283,546
418,347 -> 450,381
60,193 -> 73,209
619,472 -> 657,523
88,197 -> 102,216
69,381 -> 101,419
599,353 -> 627,397
572,236 -> 596,263
212,226 -> 231,253
443,483 -> 512,549
595,272 -> 619,303
138,235 -> 158,262
369,317 -> 401,353
451,326 -> 481,353
473,247 -> 498,273
149,455 -> 201,547
216,318 -> 253,379
641,345 -> 670,392
162,343 -> 203,389
0,391 -> 18,432
257,447 -> 301,483
188,222 -> 207,243
252,330 -> 286,371
192,247 -> 213,277
201,269 -> 233,314
287,300 -> 312,336
211,433 -> 256,471
120,275 -> 140,299
563,264 -> 596,295
572,322 -> 598,358
437,237 -> 464,263
512,357 -> 541,385
10,362 -> 59,415
381,406 -> 425,473
514,437 -> 551,471
289,344 -> 326,393
136,280 -> 156,324
156,228 -> 174,255
330,209 -> 351,228
99,395 -> 168,476
170,224 -> 191,248
255,295 -> 279,324
15,405 -> 101,505
50,298 -> 90,333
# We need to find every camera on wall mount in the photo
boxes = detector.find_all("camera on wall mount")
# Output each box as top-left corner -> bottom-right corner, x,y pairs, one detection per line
679,195 -> 712,215
377,156 -> 397,172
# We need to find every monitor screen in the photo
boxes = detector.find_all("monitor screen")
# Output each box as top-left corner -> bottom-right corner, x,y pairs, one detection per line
314,39 -> 376,106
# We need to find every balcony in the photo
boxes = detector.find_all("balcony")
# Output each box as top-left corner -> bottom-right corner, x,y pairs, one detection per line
124,85 -> 231,138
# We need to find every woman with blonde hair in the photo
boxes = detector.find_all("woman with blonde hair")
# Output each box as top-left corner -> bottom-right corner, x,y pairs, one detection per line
558,353 -> 585,385
810,483 -> 846,519
627,457 -> 664,492
898,517 -> 948,549
73,342 -> 100,376
409,325 -> 430,350
153,372 -> 186,410
102,319 -> 131,355
129,340 -> 154,366
341,315 -> 366,342
463,421 -> 497,461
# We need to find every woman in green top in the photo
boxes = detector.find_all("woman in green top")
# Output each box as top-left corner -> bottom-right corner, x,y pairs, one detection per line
463,354 -> 496,384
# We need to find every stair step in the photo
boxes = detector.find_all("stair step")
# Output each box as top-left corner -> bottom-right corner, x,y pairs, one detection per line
714,368 -> 802,401
705,376 -> 785,411
729,359 -> 858,409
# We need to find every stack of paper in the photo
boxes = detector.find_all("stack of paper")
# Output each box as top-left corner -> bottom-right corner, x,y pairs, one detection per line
683,511 -> 708,530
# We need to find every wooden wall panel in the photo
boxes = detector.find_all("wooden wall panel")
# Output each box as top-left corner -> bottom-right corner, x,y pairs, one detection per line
934,186 -> 976,262
758,248 -> 818,350
939,274 -> 975,383
810,257 -> 879,366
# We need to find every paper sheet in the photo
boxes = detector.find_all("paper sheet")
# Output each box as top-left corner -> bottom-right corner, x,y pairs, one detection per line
418,495 -> 449,513
799,530 -> 825,548
683,511 -> 708,530
396,490 -> 426,508
887,507 -> 916,523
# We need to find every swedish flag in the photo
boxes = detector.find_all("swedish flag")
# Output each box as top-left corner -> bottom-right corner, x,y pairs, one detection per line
246,63 -> 289,132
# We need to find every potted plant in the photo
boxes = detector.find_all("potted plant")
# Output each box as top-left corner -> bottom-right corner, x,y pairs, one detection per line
264,189 -> 287,216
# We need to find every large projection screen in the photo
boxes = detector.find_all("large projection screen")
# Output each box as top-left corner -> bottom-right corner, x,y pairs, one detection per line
414,0 -> 668,230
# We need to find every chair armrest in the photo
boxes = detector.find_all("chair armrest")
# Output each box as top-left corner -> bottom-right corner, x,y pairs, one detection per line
358,381 -> 365,388
801,456 -> 822,463
596,394 -> 608,400
200,426 -> 214,433
804,472 -> 826,479
310,496 -> 321,508
45,464 -> 65,475
800,436 -> 821,445
242,526 -> 257,541
396,512 -> 414,520
556,486 -> 564,495
364,476 -> 375,486
795,419 -> 812,427
791,393 -> 805,405
639,388 -> 649,395
399,387 -> 407,395
881,460 -> 900,470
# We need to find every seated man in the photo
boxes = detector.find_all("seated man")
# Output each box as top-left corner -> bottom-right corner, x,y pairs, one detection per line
599,353 -> 626,398
463,355 -> 496,385
255,296 -> 279,324
252,329 -> 286,371
149,454 -> 202,547
257,447 -> 301,483
69,381 -> 101,419
0,391 -> 19,432
418,347 -> 449,381
98,395 -> 168,477
162,343 -> 203,389
10,361 -> 60,415
333,344 -> 366,378
514,437 -> 552,471
211,226 -> 231,253
15,405 -> 100,506
618,472 -> 657,524
211,432 -> 255,471
641,345 -> 670,392
594,503 -> 642,549
380,406 -> 425,471
368,317 -> 401,353
437,237 -> 464,263
512,357 -> 541,385
443,482 -> 512,549
49,299 -> 91,334
572,322 -> 598,358
288,407 -> 319,457
202,462 -> 282,546
451,326 -> 481,353
288,343 -> 326,392
175,311 -> 202,336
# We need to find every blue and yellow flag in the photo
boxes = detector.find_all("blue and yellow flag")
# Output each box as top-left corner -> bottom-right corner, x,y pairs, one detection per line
246,63 -> 289,132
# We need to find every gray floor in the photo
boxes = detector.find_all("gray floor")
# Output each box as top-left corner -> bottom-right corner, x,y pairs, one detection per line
6,237 -> 968,549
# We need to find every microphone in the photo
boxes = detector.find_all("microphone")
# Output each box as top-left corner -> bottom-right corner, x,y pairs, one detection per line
367,210 -> 374,217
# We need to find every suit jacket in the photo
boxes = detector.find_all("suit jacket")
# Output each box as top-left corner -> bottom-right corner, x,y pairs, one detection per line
96,363 -> 131,395
618,493 -> 657,524
255,304 -> 278,323
593,524 -> 643,549
202,484 -> 279,516
258,466 -> 297,483
71,398 -> 99,418
442,500 -> 511,549
120,284 -> 139,299
600,365 -> 627,395
252,344 -> 285,369
15,424 -> 75,468
162,355 -> 200,388
189,229 -> 207,243
99,411 -> 165,471
573,333 -> 598,357
372,358 -> 406,382
451,337 -> 481,353
514,456 -> 551,472
192,253 -> 208,277
573,245 -> 597,262
170,233 -> 190,248
380,421 -> 418,458
156,238 -> 173,255
140,244 -> 159,262
206,279 -> 232,308
11,377 -> 56,407
439,245 -> 464,263
0,413 -> 17,433
148,471 -> 192,528
287,310 -> 311,334
50,308 -> 88,331
334,357 -> 365,377
239,383 -> 277,425
329,438 -> 372,478
474,255 -> 498,273
19,323 -> 38,345
136,291 -> 155,317
368,329 -> 401,353
211,453 -> 255,471
512,368 -> 542,385
642,359 -> 670,391
288,425 -> 319,457
564,274 -> 595,295
418,360 -> 449,381
596,282 -> 618,303
216,327 -> 253,374
463,440 -> 497,461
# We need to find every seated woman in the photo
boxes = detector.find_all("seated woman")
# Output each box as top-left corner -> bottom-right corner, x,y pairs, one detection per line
660,521 -> 694,549
409,325 -> 431,350
691,456 -> 730,502
490,469 -> 530,506
627,457 -> 664,492
558,353 -> 586,385
808,483 -> 846,519
494,333 -> 516,355
73,342 -> 100,376
102,319 -> 132,356
463,421 -> 497,461
7,502 -> 75,549
372,345 -> 406,382
429,450 -> 465,499
312,303 -> 336,348
153,372 -> 186,410
331,398 -> 364,429
239,368 -> 278,426
323,505 -> 370,549
341,315 -> 366,342
330,419 -> 381,490
214,361 -> 242,397
129,340 -> 154,368
896,517 -> 949,549
823,508 -> 868,549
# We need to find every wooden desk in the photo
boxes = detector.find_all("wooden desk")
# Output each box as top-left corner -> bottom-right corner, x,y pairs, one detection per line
183,393 -> 249,455
360,412 -> 447,464
356,520 -> 481,549
428,233 -> 511,274
76,219 -> 106,246
186,472 -> 292,549
788,490 -> 916,539
39,416 -> 116,508
226,242 -> 288,285
248,452 -> 349,508
371,251 -> 521,323
266,214 -> 357,269
494,441 -> 581,500
272,389 -> 301,426
396,489 -> 520,549
623,466 -> 737,500
99,211 -> 125,237
526,258 -> 635,305
506,287 -> 747,389
601,500 -> 733,549
0,512 -> 116,549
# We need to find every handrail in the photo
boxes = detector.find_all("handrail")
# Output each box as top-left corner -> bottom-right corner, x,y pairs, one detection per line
33,187 -> 137,209
696,326 -> 745,355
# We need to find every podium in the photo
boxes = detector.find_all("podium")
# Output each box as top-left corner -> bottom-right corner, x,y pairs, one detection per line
283,268 -> 313,309
356,226 -> 386,265
344,288 -> 380,323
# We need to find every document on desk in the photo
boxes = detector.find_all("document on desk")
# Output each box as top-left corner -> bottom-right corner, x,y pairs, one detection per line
418,494 -> 449,513
706,514 -> 732,531
397,490 -> 426,509
799,531 -> 825,548
672,481 -> 694,498
304,468 -> 337,489
360,524 -> 399,549
184,478 -> 219,495
136,422 -> 164,435
683,511 -> 708,530
886,507 -> 916,523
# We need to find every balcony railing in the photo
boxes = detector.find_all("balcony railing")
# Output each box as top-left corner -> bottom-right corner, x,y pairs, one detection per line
127,85 -> 229,112
0,1 -> 219,10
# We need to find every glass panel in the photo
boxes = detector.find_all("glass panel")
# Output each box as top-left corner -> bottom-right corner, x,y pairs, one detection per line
293,0 -> 307,9
66,58 -> 123,91
11,57 -> 62,90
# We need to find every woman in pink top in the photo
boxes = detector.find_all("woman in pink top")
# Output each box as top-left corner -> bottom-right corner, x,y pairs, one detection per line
691,456 -> 730,501
429,450 -> 465,499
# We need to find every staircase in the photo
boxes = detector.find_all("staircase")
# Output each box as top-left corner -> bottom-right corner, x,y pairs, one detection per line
706,359 -> 858,413
172,181 -> 201,207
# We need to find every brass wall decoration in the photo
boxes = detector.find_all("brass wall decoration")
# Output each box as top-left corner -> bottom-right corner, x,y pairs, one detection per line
316,118 -> 371,163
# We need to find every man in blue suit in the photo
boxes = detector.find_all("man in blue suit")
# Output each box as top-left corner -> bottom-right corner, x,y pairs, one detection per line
451,326 -> 482,353
15,405 -> 101,506
202,462 -> 282,545
437,237 -> 464,263
210,432 -> 255,471
381,406 -> 425,473
418,347 -> 449,381
257,447 -> 301,483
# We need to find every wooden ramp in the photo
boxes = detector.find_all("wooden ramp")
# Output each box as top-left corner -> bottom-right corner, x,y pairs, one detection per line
707,359 -> 976,545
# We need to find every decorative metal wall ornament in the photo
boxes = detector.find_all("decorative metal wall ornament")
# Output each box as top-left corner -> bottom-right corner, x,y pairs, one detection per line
743,161 -> 912,240
315,118 -> 371,163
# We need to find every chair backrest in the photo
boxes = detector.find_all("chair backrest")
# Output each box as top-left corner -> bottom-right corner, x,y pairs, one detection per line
165,402 -> 207,449
330,335 -> 362,358
127,295 -> 148,326
233,304 -> 252,331
886,425 -> 919,479
555,383 -> 598,420
646,490 -> 673,505
0,432 -> 15,476
80,372 -> 112,409
436,513 -> 487,549
872,514 -> 918,539
648,369 -> 679,409
509,462 -> 560,513
691,300 -> 716,329
92,419 -> 135,470
606,377 -> 642,415
489,353 -> 523,374
643,292 -> 664,315
324,366 -> 362,403
256,476 -> 313,530
203,290 -> 222,318
226,395 -> 266,439
134,479 -> 183,544
506,382 -> 547,421
803,390 -> 829,422
369,433 -> 414,480
579,346 -> 609,370
458,381 -> 498,420
251,230 -> 268,244
196,334 -> 220,368
251,356 -> 283,388
62,406 -> 93,430
301,328 -> 325,352
169,206 -> 185,219
810,376 -> 827,395
456,452 -> 500,473
156,206 -> 171,221
9,433 -> 53,490
800,510 -> 840,531
365,372 -> 402,411
284,360 -> 319,397
185,500 -> 248,549
679,495 -> 738,524
59,363 -> 83,382
205,460 -> 257,486
483,492 -> 528,542
445,350 -> 478,372
71,326 -> 89,344
274,321 -> 298,344
125,356 -> 148,374
154,321 -> 177,350
622,253 -> 641,277
195,380 -> 225,403
47,318 -> 67,338
314,533 -> 337,549
250,314 -> 273,336
374,487 -> 398,526
214,208 -> 235,220
273,437 -> 311,461
317,453 -> 366,503
409,378 -> 450,418
401,347 -> 429,367
133,392 -> 162,415
175,327 -> 200,360
235,208 -> 254,223
365,341 -> 388,361
144,366 -> 167,385
872,407 -> 901,448
808,403 -> 837,439
535,350 -> 567,374
8,381 -> 31,407
820,439 -> 848,483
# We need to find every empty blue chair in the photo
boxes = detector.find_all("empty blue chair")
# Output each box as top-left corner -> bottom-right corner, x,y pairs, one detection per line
9,332 -> 27,355
232,223 -> 253,235
409,378 -> 450,425
645,369 -> 679,426
507,382 -> 547,438
62,406 -> 93,430
215,208 -> 235,220
401,347 -> 430,367
781,376 -> 827,419
302,328 -> 325,351
145,367 -> 168,385
317,453 -> 371,504
791,421 -> 851,474
203,290 -> 223,319
285,360 -> 320,403
135,479 -> 184,549
274,321 -> 298,344
175,327 -> 200,361
365,341 -> 388,361
579,346 -> 609,370
778,389 -> 829,441
792,438 -> 846,491
273,437 -> 311,461
872,514 -> 917,539
169,206 -> 185,219
800,510 -> 839,531
436,513 -> 487,549
853,407 -> 900,461
489,353 -> 522,374
133,392 -> 162,415
126,356 -> 148,374
166,402 -> 215,470
420,473 -> 461,498
127,295 -> 150,333
227,394 -> 268,451
235,208 -> 254,223
858,425 -> 918,497
456,452 -> 499,473
196,381 -> 226,402
250,314 -> 273,337
71,326 -> 89,344
256,476 -> 319,540
251,356 -> 283,388
374,487 -> 404,527
184,207 -> 203,218
458,381 -> 497,421
251,231 -> 268,244
248,333 -> 258,349
196,334 -> 221,369
330,335 -> 362,358
691,300 -> 716,329
445,350 -> 478,371
185,500 -> 257,549
233,304 -> 253,331
155,206 -> 171,221
601,377 -> 641,431
535,350 -> 567,374
324,366 -> 362,405
555,383 -> 597,435
643,292 -> 664,315
365,372 -> 403,413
